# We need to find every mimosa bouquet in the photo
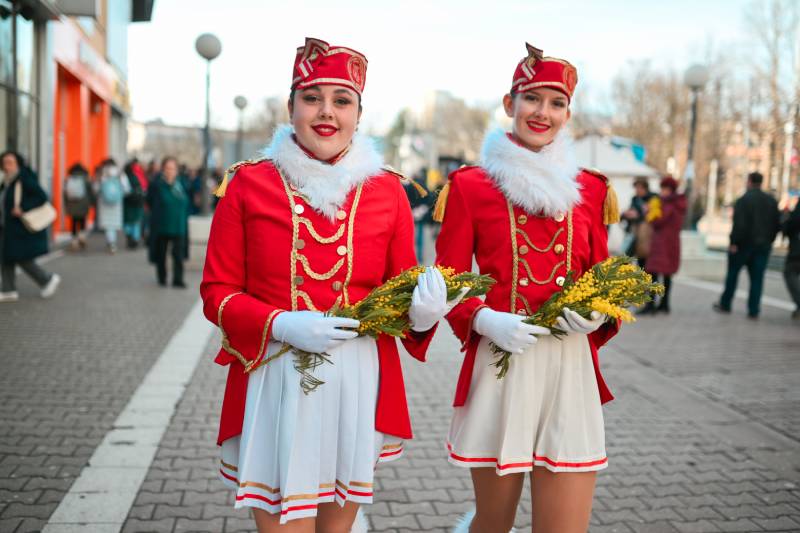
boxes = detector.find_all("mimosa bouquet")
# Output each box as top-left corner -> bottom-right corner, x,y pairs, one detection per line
491,255 -> 664,378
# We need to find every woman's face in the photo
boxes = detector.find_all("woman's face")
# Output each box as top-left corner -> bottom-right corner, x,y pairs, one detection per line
162,160 -> 178,182
503,87 -> 571,151
289,85 -> 361,161
660,186 -> 673,196
2,154 -> 19,177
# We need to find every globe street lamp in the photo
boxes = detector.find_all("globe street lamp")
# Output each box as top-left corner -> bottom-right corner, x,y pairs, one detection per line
195,33 -> 222,214
683,64 -> 709,229
234,95 -> 248,161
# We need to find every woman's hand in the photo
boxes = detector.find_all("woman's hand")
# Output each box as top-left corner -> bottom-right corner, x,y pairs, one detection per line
554,308 -> 606,335
473,308 -> 551,354
11,206 -> 22,217
408,266 -> 468,332
271,310 -> 360,353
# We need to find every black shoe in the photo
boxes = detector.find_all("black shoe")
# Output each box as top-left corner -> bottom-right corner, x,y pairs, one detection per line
637,302 -> 656,315
712,302 -> 731,314
172,281 -> 187,289
747,313 -> 759,320
656,303 -> 670,314
792,309 -> 800,320
158,279 -> 167,287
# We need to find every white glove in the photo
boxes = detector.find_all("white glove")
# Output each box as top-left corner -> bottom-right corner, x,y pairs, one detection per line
271,310 -> 360,353
408,267 -> 468,332
473,308 -> 551,354
554,308 -> 607,335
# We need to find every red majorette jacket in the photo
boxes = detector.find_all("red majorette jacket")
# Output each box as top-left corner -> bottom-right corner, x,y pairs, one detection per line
435,129 -> 620,407
200,128 -> 435,445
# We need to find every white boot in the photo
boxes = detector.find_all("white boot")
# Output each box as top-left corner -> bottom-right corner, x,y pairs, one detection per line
453,509 -> 475,533
351,507 -> 369,533
453,509 -> 516,533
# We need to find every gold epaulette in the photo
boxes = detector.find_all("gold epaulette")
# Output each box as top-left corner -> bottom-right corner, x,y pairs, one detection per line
432,180 -> 451,223
215,158 -> 269,198
383,165 -> 428,198
582,167 -> 619,225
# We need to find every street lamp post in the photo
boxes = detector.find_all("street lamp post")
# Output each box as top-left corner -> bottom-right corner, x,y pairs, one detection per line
683,64 -> 709,229
234,95 -> 248,162
195,33 -> 222,214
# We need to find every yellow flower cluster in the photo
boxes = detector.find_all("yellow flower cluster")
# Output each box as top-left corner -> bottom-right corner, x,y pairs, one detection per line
561,271 -> 598,305
590,298 -> 634,323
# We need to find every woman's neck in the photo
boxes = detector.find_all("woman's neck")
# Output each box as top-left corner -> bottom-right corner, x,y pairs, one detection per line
292,134 -> 350,164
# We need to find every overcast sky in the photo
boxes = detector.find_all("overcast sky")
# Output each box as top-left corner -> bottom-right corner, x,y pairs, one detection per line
127,0 -> 755,135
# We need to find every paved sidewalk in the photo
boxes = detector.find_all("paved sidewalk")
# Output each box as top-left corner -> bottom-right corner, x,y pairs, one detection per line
2,240 -> 799,532
0,237 -> 201,533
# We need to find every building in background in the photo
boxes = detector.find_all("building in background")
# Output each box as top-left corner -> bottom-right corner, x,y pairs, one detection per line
0,0 -> 154,234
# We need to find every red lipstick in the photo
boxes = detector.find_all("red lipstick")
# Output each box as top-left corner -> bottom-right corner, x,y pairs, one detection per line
312,124 -> 338,137
527,121 -> 550,133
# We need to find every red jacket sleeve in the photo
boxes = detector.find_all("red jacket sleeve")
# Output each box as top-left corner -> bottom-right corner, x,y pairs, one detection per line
435,176 -> 487,348
199,170 -> 284,371
587,179 -> 620,350
383,178 -> 437,361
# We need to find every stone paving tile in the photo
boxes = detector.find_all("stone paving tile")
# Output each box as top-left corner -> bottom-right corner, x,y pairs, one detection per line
0,236 -> 202,528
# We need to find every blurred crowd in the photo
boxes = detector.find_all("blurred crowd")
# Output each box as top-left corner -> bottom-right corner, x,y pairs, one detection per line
0,150 -> 216,302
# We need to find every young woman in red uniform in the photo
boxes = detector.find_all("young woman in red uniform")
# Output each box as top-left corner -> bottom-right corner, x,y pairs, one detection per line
435,43 -> 620,533
201,37 -> 455,533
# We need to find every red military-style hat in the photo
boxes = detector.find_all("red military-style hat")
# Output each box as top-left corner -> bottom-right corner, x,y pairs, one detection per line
291,37 -> 368,95
511,43 -> 578,102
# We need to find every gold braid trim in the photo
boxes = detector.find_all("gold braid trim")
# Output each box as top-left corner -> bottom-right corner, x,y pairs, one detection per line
342,184 -> 364,306
507,200 -> 520,312
520,257 -> 566,285
279,170 -> 301,312
516,227 -> 564,253
297,290 -> 319,311
218,292 -> 249,367
517,293 -> 533,315
298,217 -> 345,243
566,211 -> 573,274
245,308 -> 284,373
432,181 -> 451,223
297,254 -> 345,280
215,158 -> 268,198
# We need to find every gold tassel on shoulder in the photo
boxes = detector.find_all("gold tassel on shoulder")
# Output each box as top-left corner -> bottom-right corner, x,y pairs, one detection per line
603,181 -> 620,225
432,180 -> 451,223
214,172 -> 230,198
410,179 -> 428,198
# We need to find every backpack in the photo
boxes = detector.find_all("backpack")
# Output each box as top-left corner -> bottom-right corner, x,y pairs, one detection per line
100,177 -> 123,204
65,176 -> 87,200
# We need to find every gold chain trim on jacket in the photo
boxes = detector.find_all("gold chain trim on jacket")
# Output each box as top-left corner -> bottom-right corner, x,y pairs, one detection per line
296,290 -> 319,311
245,308 -> 284,373
520,256 -> 566,285
517,293 -> 533,315
341,184 -> 364,306
280,170 -> 302,312
507,201 -> 521,312
298,254 -> 345,280
516,227 -> 564,253
218,292 -> 249,367
298,217 -> 345,243
566,211 -> 573,274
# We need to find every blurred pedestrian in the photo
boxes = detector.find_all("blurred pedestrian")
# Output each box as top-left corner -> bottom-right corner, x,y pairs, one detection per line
714,172 -> 780,319
63,162 -> 94,251
94,158 -> 129,254
781,198 -> 800,320
123,159 -> 147,249
147,156 -> 188,288
621,176 -> 660,267
641,176 -> 686,314
404,169 -> 430,261
0,151 -> 60,302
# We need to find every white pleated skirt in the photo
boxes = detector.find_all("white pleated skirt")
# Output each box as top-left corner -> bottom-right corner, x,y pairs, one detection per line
219,337 -> 403,523
447,333 -> 607,475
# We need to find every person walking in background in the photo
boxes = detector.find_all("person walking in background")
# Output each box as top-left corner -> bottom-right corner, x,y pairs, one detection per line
123,159 -> 147,249
641,176 -> 685,314
781,198 -> 800,320
0,151 -> 60,302
621,176 -> 659,267
147,156 -> 188,288
63,162 -> 94,251
714,172 -> 780,319
94,158 -> 129,254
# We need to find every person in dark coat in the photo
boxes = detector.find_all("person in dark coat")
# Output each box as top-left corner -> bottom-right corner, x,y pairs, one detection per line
642,175 -> 686,314
621,176 -> 659,267
63,162 -> 94,251
781,199 -> 800,319
0,151 -> 60,301
714,172 -> 780,319
146,156 -> 189,288
123,159 -> 147,249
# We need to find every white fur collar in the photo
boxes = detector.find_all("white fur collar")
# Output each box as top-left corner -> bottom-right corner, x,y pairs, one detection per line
479,128 -> 581,217
262,125 -> 383,220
